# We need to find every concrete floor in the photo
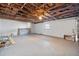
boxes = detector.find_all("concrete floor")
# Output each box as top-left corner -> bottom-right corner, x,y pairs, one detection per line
0,34 -> 79,56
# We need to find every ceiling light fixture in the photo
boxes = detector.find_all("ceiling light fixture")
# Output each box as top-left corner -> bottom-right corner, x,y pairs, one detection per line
39,16 -> 42,20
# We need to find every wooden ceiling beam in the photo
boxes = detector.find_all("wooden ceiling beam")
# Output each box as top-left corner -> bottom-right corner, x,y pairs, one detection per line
47,4 -> 64,12
15,3 -> 26,15
0,3 -> 79,23
24,4 -> 36,13
50,5 -> 73,15
53,9 -> 76,17
45,4 -> 61,20
57,13 -> 74,18
43,4 -> 64,20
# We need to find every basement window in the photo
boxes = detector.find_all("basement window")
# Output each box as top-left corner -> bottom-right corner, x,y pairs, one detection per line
45,23 -> 50,29
27,23 -> 31,28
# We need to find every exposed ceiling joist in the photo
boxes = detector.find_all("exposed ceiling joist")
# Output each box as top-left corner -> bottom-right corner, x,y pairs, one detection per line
0,3 -> 79,23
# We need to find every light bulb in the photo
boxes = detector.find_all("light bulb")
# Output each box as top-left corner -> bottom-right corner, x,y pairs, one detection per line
39,16 -> 42,20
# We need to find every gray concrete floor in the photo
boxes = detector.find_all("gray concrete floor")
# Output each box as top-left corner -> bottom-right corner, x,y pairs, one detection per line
0,34 -> 79,56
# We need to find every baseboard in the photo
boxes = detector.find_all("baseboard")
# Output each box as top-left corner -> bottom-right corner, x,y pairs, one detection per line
32,33 -> 64,39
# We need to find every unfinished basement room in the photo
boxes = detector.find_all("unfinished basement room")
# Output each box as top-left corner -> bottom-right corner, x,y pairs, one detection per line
0,3 -> 79,56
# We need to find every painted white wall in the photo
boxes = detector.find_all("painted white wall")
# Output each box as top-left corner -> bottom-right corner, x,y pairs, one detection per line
31,17 -> 77,38
0,17 -> 78,41
0,18 -> 31,36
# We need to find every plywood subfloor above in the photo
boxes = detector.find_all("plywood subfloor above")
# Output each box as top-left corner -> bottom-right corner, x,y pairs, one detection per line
0,3 -> 79,23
